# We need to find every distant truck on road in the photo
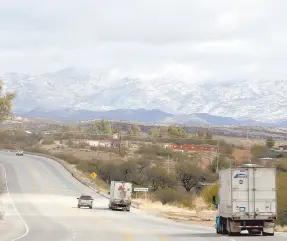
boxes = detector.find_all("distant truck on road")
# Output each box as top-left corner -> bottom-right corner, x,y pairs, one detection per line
109,181 -> 132,211
213,164 -> 277,236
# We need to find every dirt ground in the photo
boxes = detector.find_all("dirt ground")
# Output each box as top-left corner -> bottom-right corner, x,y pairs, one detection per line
232,148 -> 250,163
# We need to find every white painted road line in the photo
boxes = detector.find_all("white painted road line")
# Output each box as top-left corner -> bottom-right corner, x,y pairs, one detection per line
0,163 -> 30,241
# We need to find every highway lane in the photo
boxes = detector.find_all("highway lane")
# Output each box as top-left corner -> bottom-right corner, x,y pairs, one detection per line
0,151 -> 286,241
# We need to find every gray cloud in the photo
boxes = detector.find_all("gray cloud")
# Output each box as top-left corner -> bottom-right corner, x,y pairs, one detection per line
0,0 -> 287,82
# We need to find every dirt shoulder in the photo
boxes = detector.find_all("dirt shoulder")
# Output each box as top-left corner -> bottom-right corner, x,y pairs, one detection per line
134,197 -> 216,228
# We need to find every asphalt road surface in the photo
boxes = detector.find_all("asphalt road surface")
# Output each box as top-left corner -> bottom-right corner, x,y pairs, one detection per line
0,151 -> 286,241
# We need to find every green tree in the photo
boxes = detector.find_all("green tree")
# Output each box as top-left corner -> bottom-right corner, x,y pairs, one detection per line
219,140 -> 233,155
251,144 -> 267,160
15,123 -> 25,135
89,121 -> 99,135
131,123 -> 141,136
127,125 -> 132,136
197,128 -> 205,138
277,172 -> 287,226
205,131 -> 213,139
209,155 -> 230,173
98,119 -> 111,135
0,80 -> 16,122
146,167 -> 176,191
202,182 -> 219,208
76,122 -> 85,133
148,128 -> 160,138
167,125 -> 186,138
118,161 -> 138,182
159,127 -> 168,138
266,137 -> 275,149
112,125 -> 121,134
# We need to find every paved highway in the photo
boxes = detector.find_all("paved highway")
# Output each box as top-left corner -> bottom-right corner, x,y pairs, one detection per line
0,151 -> 286,241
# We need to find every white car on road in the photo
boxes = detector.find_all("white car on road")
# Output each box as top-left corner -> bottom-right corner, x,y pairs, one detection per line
77,195 -> 93,209
16,150 -> 24,156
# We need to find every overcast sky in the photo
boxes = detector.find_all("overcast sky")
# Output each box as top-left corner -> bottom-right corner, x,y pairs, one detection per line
1,0 -> 287,83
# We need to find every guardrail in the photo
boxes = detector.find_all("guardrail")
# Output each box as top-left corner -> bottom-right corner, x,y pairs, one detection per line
1,149 -> 141,209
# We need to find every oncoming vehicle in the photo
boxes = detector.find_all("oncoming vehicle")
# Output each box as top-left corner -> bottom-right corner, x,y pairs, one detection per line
16,150 -> 24,156
77,195 -> 93,209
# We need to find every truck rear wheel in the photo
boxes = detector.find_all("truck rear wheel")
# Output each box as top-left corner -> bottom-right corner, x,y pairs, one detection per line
227,219 -> 236,236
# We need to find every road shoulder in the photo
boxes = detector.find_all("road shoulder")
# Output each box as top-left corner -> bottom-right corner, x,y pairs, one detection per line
0,193 -> 25,241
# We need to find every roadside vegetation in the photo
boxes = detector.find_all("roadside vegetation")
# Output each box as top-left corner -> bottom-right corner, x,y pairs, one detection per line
0,79 -> 286,227
0,79 -> 15,220
2,123 -> 287,227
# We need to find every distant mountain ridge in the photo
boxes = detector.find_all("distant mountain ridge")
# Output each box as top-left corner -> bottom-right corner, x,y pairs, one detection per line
14,108 -> 287,126
14,108 -> 173,123
3,68 -> 287,123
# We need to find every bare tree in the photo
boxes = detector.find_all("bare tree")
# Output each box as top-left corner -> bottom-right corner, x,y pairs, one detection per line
136,158 -> 150,173
146,167 -> 176,191
176,162 -> 205,192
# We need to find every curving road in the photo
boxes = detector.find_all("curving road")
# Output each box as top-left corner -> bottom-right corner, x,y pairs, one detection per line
0,151 -> 286,241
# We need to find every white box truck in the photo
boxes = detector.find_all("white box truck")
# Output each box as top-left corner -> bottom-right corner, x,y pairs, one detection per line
213,164 -> 277,236
109,181 -> 132,211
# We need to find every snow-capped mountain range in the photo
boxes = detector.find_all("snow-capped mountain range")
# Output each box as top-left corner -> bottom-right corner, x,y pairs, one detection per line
2,68 -> 287,123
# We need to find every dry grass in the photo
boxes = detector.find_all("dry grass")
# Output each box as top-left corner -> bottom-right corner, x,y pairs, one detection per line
215,135 -> 287,147
135,196 -> 215,227
275,226 -> 287,232
42,145 -> 124,164
232,148 -> 249,163
214,135 -> 263,146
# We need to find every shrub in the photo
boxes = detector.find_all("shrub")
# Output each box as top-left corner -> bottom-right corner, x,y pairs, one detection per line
276,161 -> 287,172
53,153 -> 81,165
201,182 -> 219,208
137,144 -> 172,157
90,146 -> 127,157
24,147 -> 51,155
76,161 -> 99,173
76,163 -> 90,173
178,192 -> 195,209
42,139 -> 55,145
154,189 -> 179,205
154,188 -> 195,208
277,172 -> 287,226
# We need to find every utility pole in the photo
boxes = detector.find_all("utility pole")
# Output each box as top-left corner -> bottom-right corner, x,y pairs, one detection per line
216,140 -> 220,173
247,130 -> 251,163
118,124 -> 121,154
167,154 -> 170,174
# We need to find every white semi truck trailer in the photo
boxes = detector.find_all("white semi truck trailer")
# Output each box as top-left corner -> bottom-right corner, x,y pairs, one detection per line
213,164 -> 277,236
109,181 -> 132,211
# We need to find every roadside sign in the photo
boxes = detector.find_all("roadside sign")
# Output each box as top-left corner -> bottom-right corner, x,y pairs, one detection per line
91,172 -> 97,179
134,187 -> 148,192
